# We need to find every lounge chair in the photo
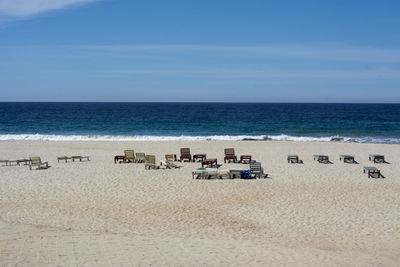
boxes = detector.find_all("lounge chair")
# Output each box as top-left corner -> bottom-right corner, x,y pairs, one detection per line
314,154 -> 330,164
363,166 -> 383,178
340,155 -> 356,163
124,150 -> 135,163
250,161 -> 267,178
369,154 -> 386,163
224,148 -> 237,163
145,155 -> 158,169
160,160 -> 180,169
288,155 -> 302,163
180,148 -> 192,162
136,153 -> 146,163
29,157 -> 49,170
192,168 -> 218,179
165,154 -> 176,162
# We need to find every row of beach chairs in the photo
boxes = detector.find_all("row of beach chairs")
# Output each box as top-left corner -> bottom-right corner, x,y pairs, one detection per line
179,148 -> 251,163
114,150 -> 180,169
288,154 -> 387,164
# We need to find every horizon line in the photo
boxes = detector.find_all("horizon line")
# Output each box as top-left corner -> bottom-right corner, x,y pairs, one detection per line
0,101 -> 399,104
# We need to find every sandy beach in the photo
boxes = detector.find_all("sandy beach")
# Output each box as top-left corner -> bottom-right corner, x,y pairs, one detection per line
0,140 -> 399,266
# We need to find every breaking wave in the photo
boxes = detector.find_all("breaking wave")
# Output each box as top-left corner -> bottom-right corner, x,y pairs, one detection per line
0,134 -> 399,144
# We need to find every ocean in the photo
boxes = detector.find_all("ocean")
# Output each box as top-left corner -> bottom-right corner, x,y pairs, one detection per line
0,102 -> 399,144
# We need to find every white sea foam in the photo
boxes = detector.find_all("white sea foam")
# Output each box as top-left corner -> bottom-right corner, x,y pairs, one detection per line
0,134 -> 266,142
0,134 -> 398,144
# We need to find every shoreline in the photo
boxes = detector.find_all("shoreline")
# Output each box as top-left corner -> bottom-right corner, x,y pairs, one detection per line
1,134 -> 400,144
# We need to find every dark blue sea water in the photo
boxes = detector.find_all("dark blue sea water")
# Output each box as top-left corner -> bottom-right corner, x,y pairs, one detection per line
0,102 -> 399,144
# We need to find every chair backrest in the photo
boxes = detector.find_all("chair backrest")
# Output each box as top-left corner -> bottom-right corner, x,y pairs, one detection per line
180,148 -> 191,155
224,148 -> 235,156
250,162 -> 262,172
124,150 -> 135,158
165,154 -> 174,161
145,155 -> 156,164
136,152 -> 145,160
30,157 -> 41,165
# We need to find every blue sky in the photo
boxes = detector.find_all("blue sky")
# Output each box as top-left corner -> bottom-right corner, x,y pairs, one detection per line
0,0 -> 399,102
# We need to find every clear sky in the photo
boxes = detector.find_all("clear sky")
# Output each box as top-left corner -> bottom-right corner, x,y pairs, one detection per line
0,0 -> 399,102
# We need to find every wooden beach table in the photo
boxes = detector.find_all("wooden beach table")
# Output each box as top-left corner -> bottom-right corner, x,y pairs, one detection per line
287,154 -> 299,163
193,154 -> 206,162
363,166 -> 382,178
202,158 -> 217,168
314,154 -> 329,163
340,155 -> 355,163
369,154 -> 385,163
240,155 -> 252,164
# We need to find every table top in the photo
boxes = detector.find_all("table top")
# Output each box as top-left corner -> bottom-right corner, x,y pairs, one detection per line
203,158 -> 217,161
194,154 -> 206,156
340,154 -> 354,158
288,154 -> 298,157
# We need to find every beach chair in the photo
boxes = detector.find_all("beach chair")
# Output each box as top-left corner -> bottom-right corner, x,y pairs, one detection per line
250,161 -> 267,178
136,153 -> 146,163
340,155 -> 356,164
180,148 -> 192,162
224,148 -> 237,163
369,154 -> 386,163
192,168 -> 218,179
165,154 -> 175,162
160,160 -> 180,169
29,157 -> 49,170
145,155 -> 158,169
124,150 -> 135,163
287,155 -> 302,163
363,166 -> 383,178
314,154 -> 330,164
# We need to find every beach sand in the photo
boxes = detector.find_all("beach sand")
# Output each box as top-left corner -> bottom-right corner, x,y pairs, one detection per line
0,141 -> 399,266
